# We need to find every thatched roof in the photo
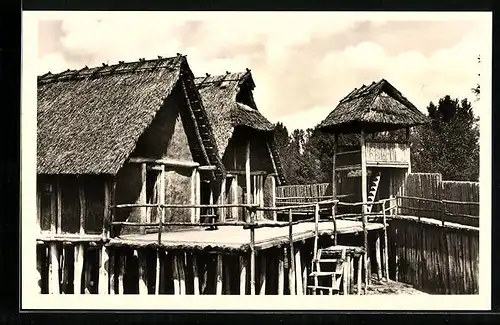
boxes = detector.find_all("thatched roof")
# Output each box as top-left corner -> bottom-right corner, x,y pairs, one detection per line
318,79 -> 430,134
194,71 -> 286,184
37,54 -> 224,178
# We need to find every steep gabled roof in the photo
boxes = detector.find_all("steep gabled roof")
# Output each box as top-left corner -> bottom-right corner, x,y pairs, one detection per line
194,71 -> 286,184
37,55 -> 224,178
318,79 -> 430,134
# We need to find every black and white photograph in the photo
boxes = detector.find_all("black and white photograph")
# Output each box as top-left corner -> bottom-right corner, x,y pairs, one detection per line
21,11 -> 491,310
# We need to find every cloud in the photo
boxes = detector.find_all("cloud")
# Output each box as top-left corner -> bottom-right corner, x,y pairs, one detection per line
36,12 -> 489,130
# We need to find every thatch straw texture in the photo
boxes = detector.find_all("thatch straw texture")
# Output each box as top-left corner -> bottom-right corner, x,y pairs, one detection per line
194,71 -> 285,184
37,55 -> 222,176
318,79 -> 429,134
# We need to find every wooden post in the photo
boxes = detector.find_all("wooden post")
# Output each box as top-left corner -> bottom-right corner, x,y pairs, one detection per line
78,180 -> 85,235
395,227 -> 399,282
50,181 -> 57,234
231,176 -> 239,220
375,232 -> 382,280
137,250 -> 148,295
103,179 -> 110,239
259,175 -> 264,219
224,256 -> 231,294
295,248 -> 303,295
302,257 -> 308,295
332,133 -> 338,204
73,244 -> 83,294
357,255 -> 362,295
219,178 -> 227,222
245,140 -> 251,223
278,249 -> 284,295
250,211 -> 256,295
140,163 -> 147,234
56,179 -> 62,234
158,165 -> 165,244
192,253 -> 200,295
48,242 -> 59,294
99,246 -> 110,294
313,204 -> 319,260
117,252 -> 126,294
271,175 -> 277,221
172,254 -> 180,295
155,250 -> 161,295
332,204 -> 337,246
191,168 -> 196,224
179,253 -> 186,295
36,244 -> 44,294
360,129 -> 369,291
349,254 -> 354,294
383,202 -> 389,280
288,208 -> 296,295
195,170 -> 201,223
259,253 -> 267,295
342,255 -> 348,295
239,255 -> 247,295
216,254 -> 223,295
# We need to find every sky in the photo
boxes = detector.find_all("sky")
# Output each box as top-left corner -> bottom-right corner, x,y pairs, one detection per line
36,12 -> 490,131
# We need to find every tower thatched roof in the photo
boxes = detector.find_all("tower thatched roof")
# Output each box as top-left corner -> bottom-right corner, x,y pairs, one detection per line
194,71 -> 286,184
318,79 -> 430,134
37,55 -> 224,178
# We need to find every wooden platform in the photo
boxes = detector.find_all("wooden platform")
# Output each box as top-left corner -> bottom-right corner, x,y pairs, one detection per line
108,220 -> 384,252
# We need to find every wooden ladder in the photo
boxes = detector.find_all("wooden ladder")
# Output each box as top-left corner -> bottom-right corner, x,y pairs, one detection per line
307,248 -> 347,295
366,172 -> 381,213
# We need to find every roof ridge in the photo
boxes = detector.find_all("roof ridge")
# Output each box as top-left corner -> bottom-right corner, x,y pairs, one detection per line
38,54 -> 185,84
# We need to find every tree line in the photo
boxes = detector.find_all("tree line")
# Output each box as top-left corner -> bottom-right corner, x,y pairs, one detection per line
274,93 -> 480,185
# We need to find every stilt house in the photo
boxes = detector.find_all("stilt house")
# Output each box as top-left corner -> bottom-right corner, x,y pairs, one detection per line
37,54 -> 225,239
317,79 -> 429,214
194,70 -> 286,222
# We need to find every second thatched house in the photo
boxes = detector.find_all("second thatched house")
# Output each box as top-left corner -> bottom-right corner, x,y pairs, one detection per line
194,70 -> 286,222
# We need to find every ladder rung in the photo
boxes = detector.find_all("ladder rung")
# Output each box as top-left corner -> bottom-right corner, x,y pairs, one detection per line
307,285 -> 339,291
317,259 -> 339,263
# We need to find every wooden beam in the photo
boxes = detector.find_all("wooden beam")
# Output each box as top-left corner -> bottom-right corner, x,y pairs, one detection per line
250,212 -> 256,295
360,129 -> 369,292
198,165 -> 217,171
266,141 -> 278,176
349,254 -> 354,294
332,133 -> 338,202
158,165 -> 165,243
99,246 -> 110,294
239,255 -> 247,295
48,242 -> 59,294
128,157 -> 200,168
216,254 -> 223,295
383,205 -> 389,279
226,170 -> 268,176
259,253 -> 266,295
245,140 -> 251,223
78,180 -> 86,235
258,176 -> 264,220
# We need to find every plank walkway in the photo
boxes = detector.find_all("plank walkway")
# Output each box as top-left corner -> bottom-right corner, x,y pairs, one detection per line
108,220 -> 384,251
